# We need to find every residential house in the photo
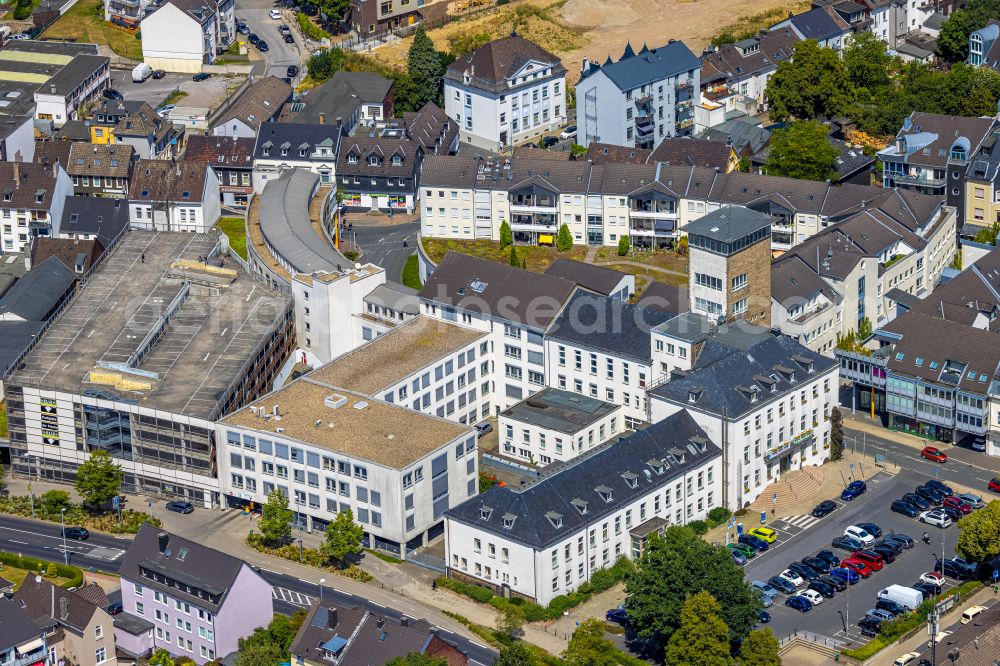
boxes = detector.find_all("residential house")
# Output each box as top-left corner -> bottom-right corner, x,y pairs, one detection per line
0,161 -> 74,253
350,0 -> 449,37
0,598 -> 47,666
697,116 -> 771,158
28,237 -> 102,280
543,260 -> 634,300
750,132 -> 875,186
34,141 -> 72,173
282,71 -> 393,134
210,76 -> 291,138
770,5 -> 852,51
337,101 -> 457,213
105,0 -> 155,27
185,135 -> 254,208
216,368 -> 480,557
444,34 -> 567,150
649,329 -> 838,508
290,601 -> 468,666
90,99 -> 144,144
140,0 -> 218,74
56,196 -> 130,247
969,19 -> 1000,69
444,409 -> 722,606
0,255 -> 76,322
577,40 -> 699,149
119,525 -> 273,664
66,143 -> 135,197
113,102 -> 181,160
128,159 -> 221,232
12,578 -> 115,666
965,125 -> 1000,233
699,28 -> 799,114
113,612 -> 155,661
252,122 -> 342,191
878,111 -> 996,222
0,82 -> 38,163
583,136 -> 739,172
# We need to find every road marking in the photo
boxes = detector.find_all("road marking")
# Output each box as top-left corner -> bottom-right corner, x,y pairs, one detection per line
297,578 -> 312,584
10,539 -> 27,545
469,641 -> 488,649
783,514 -> 822,530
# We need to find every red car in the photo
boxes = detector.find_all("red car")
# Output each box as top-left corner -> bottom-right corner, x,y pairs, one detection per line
921,446 -> 948,463
842,558 -> 873,578
852,550 -> 885,572
942,496 -> 972,514
990,478 -> 1000,493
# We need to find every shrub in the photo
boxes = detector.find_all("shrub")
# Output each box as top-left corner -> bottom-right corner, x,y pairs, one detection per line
297,12 -> 331,41
688,520 -> 709,535
0,552 -> 85,587
617,235 -> 630,256
13,5 -> 32,19
556,223 -> 573,252
707,507 -> 732,528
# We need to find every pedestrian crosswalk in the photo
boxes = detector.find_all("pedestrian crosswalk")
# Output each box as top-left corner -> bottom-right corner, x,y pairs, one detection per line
781,514 -> 822,530
272,587 -> 315,607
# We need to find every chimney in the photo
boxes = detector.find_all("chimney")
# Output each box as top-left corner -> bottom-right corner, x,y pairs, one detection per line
13,162 -> 19,188
400,616 -> 409,627
157,532 -> 169,553
319,113 -> 325,124
273,404 -> 280,417
59,596 -> 69,621
376,616 -> 385,629
327,608 -> 338,628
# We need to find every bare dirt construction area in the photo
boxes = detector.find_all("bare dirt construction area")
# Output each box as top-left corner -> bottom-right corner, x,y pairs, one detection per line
368,0 -> 802,82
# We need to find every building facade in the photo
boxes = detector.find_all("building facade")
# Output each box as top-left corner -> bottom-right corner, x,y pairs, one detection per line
128,160 -> 221,233
252,123 -> 342,192
140,0 -> 219,74
0,161 -> 74,253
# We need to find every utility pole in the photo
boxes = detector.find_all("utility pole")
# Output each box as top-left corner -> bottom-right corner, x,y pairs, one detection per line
60,508 -> 68,566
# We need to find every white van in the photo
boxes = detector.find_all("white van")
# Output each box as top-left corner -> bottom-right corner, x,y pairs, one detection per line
961,604 -> 987,624
132,63 -> 152,82
878,585 -> 924,610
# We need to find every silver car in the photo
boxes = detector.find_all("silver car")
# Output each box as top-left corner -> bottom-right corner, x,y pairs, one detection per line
957,492 -> 985,509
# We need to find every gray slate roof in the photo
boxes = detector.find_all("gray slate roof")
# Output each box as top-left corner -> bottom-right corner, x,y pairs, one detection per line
445,34 -> 565,94
254,122 -> 343,162
445,410 -> 720,549
686,205 -> 772,243
0,597 -> 43,650
581,40 -> 700,91
58,196 -> 130,249
258,169 -> 349,275
364,283 -> 420,315
0,255 -> 75,321
543,259 -> 629,296
502,387 -> 619,434
546,290 -> 673,363
0,320 -> 43,377
288,71 -> 391,125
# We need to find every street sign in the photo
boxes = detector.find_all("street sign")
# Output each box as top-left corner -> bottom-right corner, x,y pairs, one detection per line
112,496 -> 119,510
993,569 -> 998,583
737,523 -> 744,536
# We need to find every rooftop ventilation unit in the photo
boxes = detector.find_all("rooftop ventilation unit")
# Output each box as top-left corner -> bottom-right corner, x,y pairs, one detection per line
324,394 -> 348,410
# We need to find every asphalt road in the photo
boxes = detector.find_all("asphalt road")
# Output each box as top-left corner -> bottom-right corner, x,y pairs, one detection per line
741,468 -> 970,649
0,514 -> 495,665
238,0 -> 305,82
350,220 -> 420,284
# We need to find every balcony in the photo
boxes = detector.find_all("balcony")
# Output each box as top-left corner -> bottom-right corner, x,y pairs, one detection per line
675,78 -> 693,89
509,197 -> 556,213
765,430 -> 816,463
635,119 -> 655,136
675,118 -> 694,130
891,172 -> 945,188
511,213 -> 556,231
629,202 -> 677,219
630,220 -> 675,236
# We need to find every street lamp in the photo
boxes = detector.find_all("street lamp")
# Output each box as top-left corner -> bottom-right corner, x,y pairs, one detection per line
837,610 -> 846,633
318,578 -> 325,602
60,508 -> 68,566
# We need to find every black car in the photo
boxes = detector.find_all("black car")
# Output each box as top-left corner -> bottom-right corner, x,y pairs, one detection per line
193,72 -> 210,82
875,598 -> 907,616
237,21 -> 250,35
474,422 -> 494,438
248,33 -> 260,45
539,136 -> 559,148
858,522 -> 882,538
106,601 -> 123,616
767,575 -> 797,594
803,557 -> 832,574
816,550 -> 841,568
258,40 -> 270,52
926,479 -> 953,496
818,575 -> 846,592
166,501 -> 194,514
788,562 -> 821,581
286,65 -> 299,78
874,539 -> 903,555
832,535 -> 864,552
916,485 -> 944,504
152,69 -> 166,79
102,88 -> 124,101
284,33 -> 295,43
940,506 -> 964,521
757,609 -> 771,624
935,559 -> 976,580
62,526 -> 89,540
808,580 -> 836,598
871,544 -> 897,563
606,605 -> 628,625
811,500 -> 838,518
913,582 -> 939,598
902,493 -> 931,511
891,500 -> 920,517
884,533 -> 915,549
858,616 -> 883,637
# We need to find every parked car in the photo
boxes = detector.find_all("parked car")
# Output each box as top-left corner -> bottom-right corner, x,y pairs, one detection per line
152,69 -> 166,79
157,104 -> 176,117
785,595 -> 812,612
284,33 -> 295,43
286,64 -> 299,78
901,493 -> 931,510
559,125 -> 577,140
165,501 -> 194,514
788,562 -> 820,581
871,544 -> 897,563
802,556 -> 832,574
237,21 -> 250,34
193,72 -> 210,82
747,527 -> 778,543
989,477 -> 1000,493
942,496 -> 972,514
756,590 -> 773,608
778,570 -> 805,587
921,446 -> 948,462
913,582 -> 939,599
874,539 -> 903,555
841,480 -> 867,500
841,558 -> 873,578
830,567 -> 861,585
891,500 -> 920,517
278,23 -> 291,34
879,585 -> 925,610
739,534 -> 769,552
956,493 -> 985,509
757,609 -> 771,624
858,522 -> 882,538
919,509 -> 952,528
728,543 -> 757,559
248,33 -> 260,45
892,653 -> 921,666
858,616 -> 883,637
258,40 -> 270,52
474,422 -> 493,438
866,608 -> 896,622
919,572 -> 943,588
800,589 -> 824,606
132,63 -> 153,82
915,485 -> 944,505
767,575 -> 797,594
971,436 -> 986,452
62,526 -> 89,540
853,550 -> 885,571
940,506 -> 964,522
818,575 -> 846,592
816,550 -> 841,568
832,535 -> 864,552
539,136 -> 559,148
844,525 -> 876,545
730,548 -> 748,566
751,580 -> 779,600
876,598 -> 907,616
883,533 -> 915,549
606,605 -> 628,625
812,500 -> 838,517
102,88 -> 124,101
935,558 -> 975,580
926,479 -> 953,496
269,8 -> 282,18
927,630 -> 952,648
808,580 -> 836,598
106,601 -> 124,616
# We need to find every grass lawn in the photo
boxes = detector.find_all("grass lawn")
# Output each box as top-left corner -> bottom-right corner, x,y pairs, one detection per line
163,89 -> 189,106
217,217 -> 247,260
594,245 -> 688,274
0,400 -> 7,438
401,254 -> 421,289
421,238 -> 587,273
0,564 -> 71,590
43,0 -> 143,61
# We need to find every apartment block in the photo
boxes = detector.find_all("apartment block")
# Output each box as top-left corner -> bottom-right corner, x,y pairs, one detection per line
0,161 -> 74,253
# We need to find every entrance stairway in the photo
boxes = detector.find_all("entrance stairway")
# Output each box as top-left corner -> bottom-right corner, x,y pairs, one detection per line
746,466 -> 824,515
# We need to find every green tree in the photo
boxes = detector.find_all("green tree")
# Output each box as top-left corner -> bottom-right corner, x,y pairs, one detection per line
408,26 -> 443,107
46,562 -> 58,577
858,316 -> 873,340
493,641 -> 532,666
937,8 -> 976,62
626,527 -> 760,649
495,601 -> 525,639
499,220 -> 512,248
509,245 -> 520,267
738,629 -> 781,666
556,223 -> 573,252
316,0 -> 351,22
75,450 -> 124,510
258,489 -> 293,546
386,654 -> 448,666
562,618 -> 618,666
958,64 -> 1000,117
664,591 -> 732,666
234,641 -> 283,666
321,509 -> 364,566
830,406 -> 844,462
617,235 -> 630,257
973,221 -> 1000,245
764,121 -> 839,182
149,649 -> 176,666
307,47 -> 346,82
765,39 -> 855,121
956,499 -> 1000,562
675,235 -> 688,256
843,31 -> 892,91
951,251 -> 964,270
39,490 -> 72,516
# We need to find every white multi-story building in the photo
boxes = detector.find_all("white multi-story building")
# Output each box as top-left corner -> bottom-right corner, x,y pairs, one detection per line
128,160 -> 221,233
252,123 -> 342,192
649,330 -> 839,509
444,410 -> 721,605
217,377 -> 479,557
498,387 -> 623,465
443,34 -> 566,151
140,0 -> 219,74
577,40 -> 700,149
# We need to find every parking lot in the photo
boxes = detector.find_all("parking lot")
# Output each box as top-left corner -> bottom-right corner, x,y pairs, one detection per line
741,468 -> 969,646
108,69 -> 236,110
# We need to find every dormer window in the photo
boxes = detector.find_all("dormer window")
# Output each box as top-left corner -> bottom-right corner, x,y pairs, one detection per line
688,388 -> 702,403
647,459 -> 664,475
621,472 -> 638,489
392,155 -> 402,166
369,156 -> 380,166
348,154 -> 358,163
545,511 -> 563,529
479,506 -> 492,521
502,513 -> 516,529
281,147 -> 288,156
571,498 -> 588,515
299,148 -> 307,157
595,485 -> 613,503
181,191 -> 190,199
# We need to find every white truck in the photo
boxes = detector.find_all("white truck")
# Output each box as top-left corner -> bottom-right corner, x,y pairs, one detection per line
878,585 -> 924,611
132,63 -> 152,82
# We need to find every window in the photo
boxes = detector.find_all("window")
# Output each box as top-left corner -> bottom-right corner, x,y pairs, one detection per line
96,648 -> 107,663
731,273 -> 747,291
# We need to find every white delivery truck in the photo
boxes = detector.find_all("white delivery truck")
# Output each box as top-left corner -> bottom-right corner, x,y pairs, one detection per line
878,585 -> 924,611
132,63 -> 153,82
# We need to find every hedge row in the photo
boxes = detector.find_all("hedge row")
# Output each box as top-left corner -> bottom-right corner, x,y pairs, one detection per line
0,494 -> 159,534
437,556 -> 636,621
296,12 -> 330,41
245,534 -> 372,582
0,552 -> 85,588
